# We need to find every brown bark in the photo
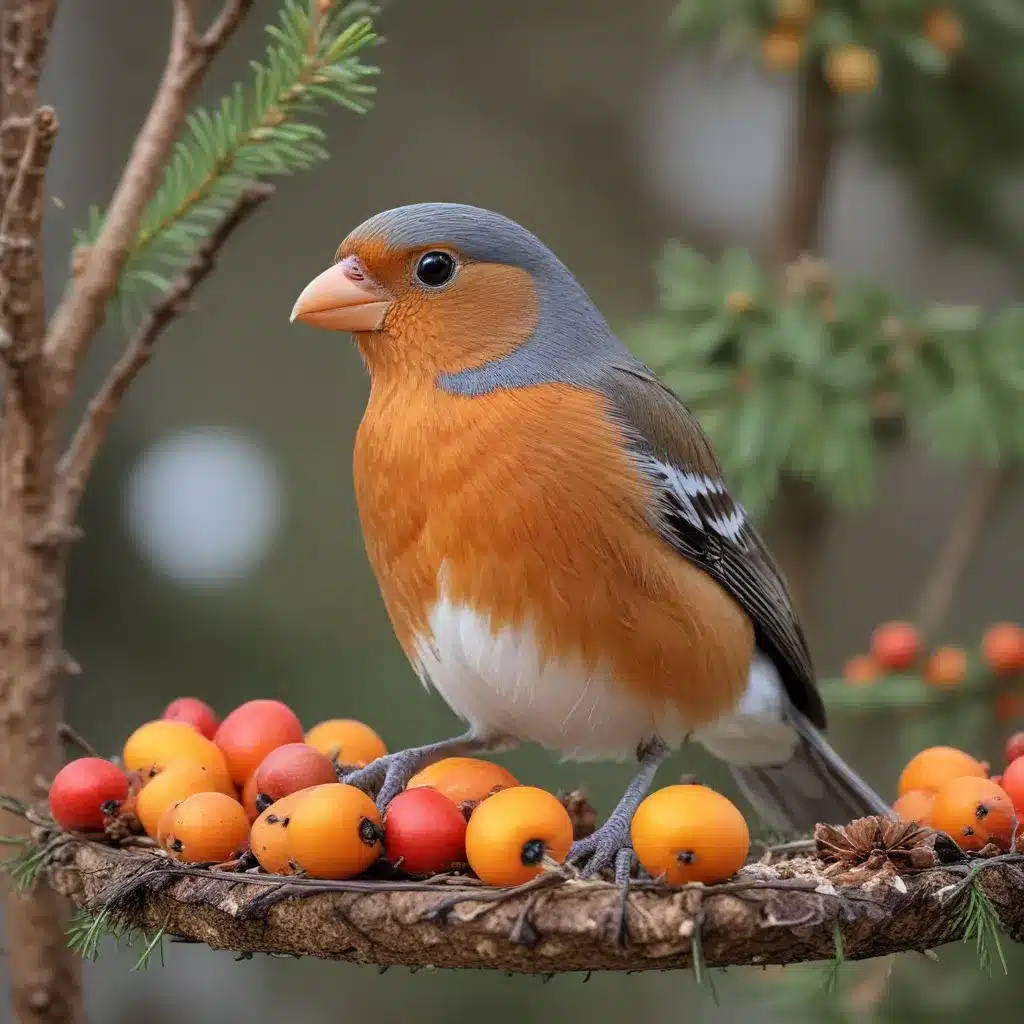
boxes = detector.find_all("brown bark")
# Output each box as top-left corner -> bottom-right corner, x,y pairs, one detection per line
43,838 -> 1024,972
769,60 -> 838,629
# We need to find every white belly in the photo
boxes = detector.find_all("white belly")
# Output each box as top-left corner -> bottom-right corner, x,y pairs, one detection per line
413,595 -> 689,761
413,593 -> 800,766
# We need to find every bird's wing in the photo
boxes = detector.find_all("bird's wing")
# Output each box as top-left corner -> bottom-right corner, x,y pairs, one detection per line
598,362 -> 826,728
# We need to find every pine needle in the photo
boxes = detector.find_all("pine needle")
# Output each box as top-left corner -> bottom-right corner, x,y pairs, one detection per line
66,908 -> 114,962
78,1 -> 380,310
956,875 -> 1008,977
2,842 -> 49,894
131,927 -> 166,971
821,923 -> 844,994
690,923 -> 720,1005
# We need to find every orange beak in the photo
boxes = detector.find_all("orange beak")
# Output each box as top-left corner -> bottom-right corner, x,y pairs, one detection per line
289,259 -> 391,332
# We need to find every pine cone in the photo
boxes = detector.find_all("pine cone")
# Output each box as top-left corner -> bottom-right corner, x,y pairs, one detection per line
816,815 -> 939,881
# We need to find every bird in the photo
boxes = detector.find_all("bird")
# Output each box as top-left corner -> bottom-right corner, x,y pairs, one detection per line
289,202 -> 889,881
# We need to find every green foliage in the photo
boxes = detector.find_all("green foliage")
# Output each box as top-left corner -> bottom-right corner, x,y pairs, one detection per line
1,839 -> 49,894
78,1 -> 379,306
66,908 -> 113,962
822,924 -> 844,994
630,246 -> 1024,518
66,907 -> 166,969
955,874 -> 1007,977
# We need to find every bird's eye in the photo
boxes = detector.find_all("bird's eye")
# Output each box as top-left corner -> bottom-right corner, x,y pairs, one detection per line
415,251 -> 456,288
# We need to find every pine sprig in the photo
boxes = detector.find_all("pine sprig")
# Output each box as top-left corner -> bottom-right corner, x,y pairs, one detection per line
66,908 -> 115,962
131,926 -> 166,971
955,874 -> 1008,977
822,923 -> 844,994
1,840 -> 49,894
78,1 -> 379,303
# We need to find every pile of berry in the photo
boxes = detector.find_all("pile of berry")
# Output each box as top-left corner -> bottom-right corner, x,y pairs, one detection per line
47,698 -> 751,887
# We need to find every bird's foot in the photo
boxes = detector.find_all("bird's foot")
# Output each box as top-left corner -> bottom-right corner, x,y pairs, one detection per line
567,812 -> 636,885
338,732 -> 500,814
339,749 -> 426,813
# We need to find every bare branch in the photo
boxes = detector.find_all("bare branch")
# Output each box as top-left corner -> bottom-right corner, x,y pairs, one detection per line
198,0 -> 253,53
0,0 -> 58,212
41,0 -> 253,402
0,105 -> 57,367
50,183 -> 273,528
913,465 -> 1009,644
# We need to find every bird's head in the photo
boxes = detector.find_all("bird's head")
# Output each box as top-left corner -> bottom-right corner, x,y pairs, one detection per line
289,203 -> 623,388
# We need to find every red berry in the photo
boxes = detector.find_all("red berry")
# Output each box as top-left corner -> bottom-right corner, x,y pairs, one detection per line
870,621 -> 921,671
383,787 -> 468,876
214,699 -> 304,785
982,623 -> 1024,677
1006,732 -> 1024,768
163,697 -> 220,740
253,743 -> 337,807
1000,756 -> 1024,816
48,758 -> 130,832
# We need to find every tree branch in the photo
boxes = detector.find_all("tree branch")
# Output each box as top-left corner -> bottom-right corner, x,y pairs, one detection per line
913,465 -> 1008,644
41,0 -> 253,402
767,60 -> 839,630
49,182 -> 273,528
0,0 -> 58,213
0,105 -> 57,376
41,837 -> 1024,972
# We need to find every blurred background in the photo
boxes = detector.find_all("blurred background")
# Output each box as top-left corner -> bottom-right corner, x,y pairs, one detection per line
3,0 -> 1024,1021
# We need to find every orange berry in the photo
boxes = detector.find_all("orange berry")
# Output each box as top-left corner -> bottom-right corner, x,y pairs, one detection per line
123,720 -> 233,793
924,646 -> 968,688
465,786 -> 573,887
241,772 -> 261,824
924,9 -> 963,55
631,785 -> 749,885
824,44 -> 880,94
870,621 -> 921,671
304,719 -> 386,766
136,760 -> 226,838
890,788 -> 935,826
285,784 -> 383,880
843,654 -> 880,686
982,623 -> 1024,677
160,792 -> 249,863
249,785 -> 332,874
407,757 -> 519,808
930,776 -> 1017,852
215,699 -> 304,785
760,29 -> 803,74
897,746 -> 987,797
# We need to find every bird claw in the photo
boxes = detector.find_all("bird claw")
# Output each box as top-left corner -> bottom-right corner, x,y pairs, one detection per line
340,751 -> 420,813
567,817 -> 636,885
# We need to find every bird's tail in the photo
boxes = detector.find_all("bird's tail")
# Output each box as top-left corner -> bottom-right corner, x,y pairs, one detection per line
729,713 -> 891,836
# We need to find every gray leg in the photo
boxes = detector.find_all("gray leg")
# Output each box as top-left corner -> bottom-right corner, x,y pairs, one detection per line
568,739 -> 669,882
340,730 -> 512,812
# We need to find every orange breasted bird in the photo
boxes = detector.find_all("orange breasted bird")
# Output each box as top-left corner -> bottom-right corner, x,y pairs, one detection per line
290,203 -> 888,879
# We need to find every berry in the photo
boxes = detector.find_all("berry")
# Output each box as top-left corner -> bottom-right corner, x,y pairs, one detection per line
631,785 -> 749,885
48,758 -> 130,832
870,621 -> 920,671
383,788 -> 468,876
465,787 -> 573,887
214,700 -> 304,785
162,697 -> 219,740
